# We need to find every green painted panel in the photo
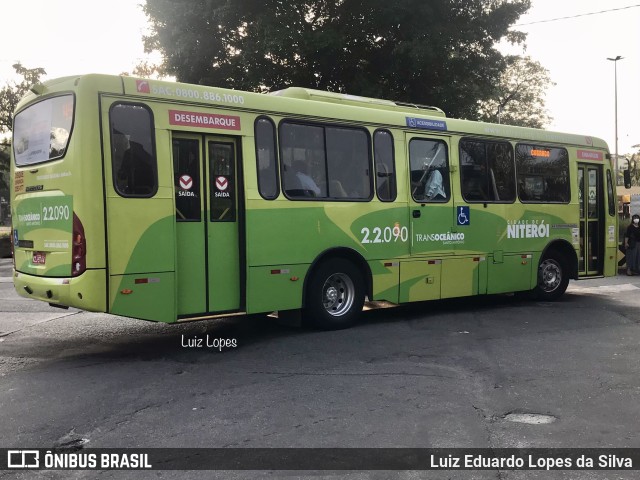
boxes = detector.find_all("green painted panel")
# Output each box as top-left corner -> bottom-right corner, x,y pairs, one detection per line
441,257 -> 480,299
246,204 -> 411,267
487,254 -> 533,294
119,216 -> 176,274
411,203 -> 456,256
108,201 -> 176,275
176,222 -> 206,315
604,247 -> 617,277
399,260 -> 441,303
110,272 -> 175,322
369,260 -> 400,303
246,264 -> 307,313
107,216 -> 177,320
453,201 -> 578,255
208,221 -> 240,311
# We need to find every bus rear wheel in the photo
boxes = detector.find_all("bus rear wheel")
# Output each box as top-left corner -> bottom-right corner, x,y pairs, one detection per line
304,258 -> 365,330
534,253 -> 569,301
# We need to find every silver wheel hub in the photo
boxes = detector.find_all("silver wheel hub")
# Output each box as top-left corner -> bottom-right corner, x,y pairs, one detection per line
326,286 -> 338,303
540,260 -> 561,292
322,273 -> 355,317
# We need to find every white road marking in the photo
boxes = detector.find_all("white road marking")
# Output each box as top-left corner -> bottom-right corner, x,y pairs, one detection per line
568,283 -> 639,295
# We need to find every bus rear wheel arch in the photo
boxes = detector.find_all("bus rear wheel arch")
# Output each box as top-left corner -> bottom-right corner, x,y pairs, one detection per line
303,257 -> 366,330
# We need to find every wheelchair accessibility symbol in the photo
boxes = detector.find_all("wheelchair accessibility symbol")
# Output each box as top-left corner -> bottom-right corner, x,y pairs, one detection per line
457,206 -> 470,226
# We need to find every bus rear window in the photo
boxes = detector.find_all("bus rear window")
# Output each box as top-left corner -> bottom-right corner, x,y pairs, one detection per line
13,95 -> 74,166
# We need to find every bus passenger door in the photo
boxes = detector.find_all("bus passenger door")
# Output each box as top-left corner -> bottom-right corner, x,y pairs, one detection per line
578,164 -> 603,276
205,136 -> 243,312
400,134 -> 454,303
173,135 -> 207,316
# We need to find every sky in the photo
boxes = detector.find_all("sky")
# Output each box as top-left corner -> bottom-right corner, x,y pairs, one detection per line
0,0 -> 638,155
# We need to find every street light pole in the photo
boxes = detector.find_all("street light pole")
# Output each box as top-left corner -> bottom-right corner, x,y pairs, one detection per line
607,55 -> 623,170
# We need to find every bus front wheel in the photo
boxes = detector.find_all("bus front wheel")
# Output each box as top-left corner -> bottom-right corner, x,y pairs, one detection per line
534,253 -> 569,301
304,258 -> 365,330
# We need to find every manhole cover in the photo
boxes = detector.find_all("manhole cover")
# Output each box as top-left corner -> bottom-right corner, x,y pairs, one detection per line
504,413 -> 556,425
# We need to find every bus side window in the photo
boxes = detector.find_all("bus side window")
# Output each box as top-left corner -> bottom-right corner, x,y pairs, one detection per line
374,130 -> 397,202
460,139 -> 514,203
279,121 -> 372,201
255,117 -> 279,200
409,138 -> 450,202
606,170 -> 615,217
487,142 -> 515,201
280,123 -> 327,199
326,126 -> 371,200
110,103 -> 158,197
516,144 -> 570,203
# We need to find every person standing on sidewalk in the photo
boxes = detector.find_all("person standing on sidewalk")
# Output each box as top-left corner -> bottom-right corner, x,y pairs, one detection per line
624,214 -> 640,275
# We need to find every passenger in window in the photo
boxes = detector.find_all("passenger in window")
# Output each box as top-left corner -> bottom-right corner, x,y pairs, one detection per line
518,180 -> 529,201
118,140 -> 154,195
624,214 -> 640,276
463,176 -> 487,201
424,170 -> 446,200
292,160 -> 321,196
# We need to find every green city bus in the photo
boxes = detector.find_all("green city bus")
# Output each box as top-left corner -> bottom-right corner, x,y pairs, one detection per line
10,75 -> 618,329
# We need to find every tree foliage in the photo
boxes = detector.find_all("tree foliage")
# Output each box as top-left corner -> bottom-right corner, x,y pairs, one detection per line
0,63 -> 46,196
0,143 -> 9,194
143,0 -> 531,119
477,55 -> 553,128
121,60 -> 169,79
622,150 -> 640,187
0,63 -> 47,135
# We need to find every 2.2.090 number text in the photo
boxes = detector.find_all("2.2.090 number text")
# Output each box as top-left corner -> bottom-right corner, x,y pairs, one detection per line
361,225 -> 408,244
42,205 -> 70,222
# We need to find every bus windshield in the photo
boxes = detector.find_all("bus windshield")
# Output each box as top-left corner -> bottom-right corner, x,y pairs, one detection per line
13,94 -> 74,166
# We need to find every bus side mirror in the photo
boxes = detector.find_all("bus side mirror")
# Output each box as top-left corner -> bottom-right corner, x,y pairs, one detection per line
624,169 -> 632,189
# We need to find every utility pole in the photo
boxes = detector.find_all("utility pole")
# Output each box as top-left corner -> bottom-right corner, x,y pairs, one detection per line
607,56 -> 623,169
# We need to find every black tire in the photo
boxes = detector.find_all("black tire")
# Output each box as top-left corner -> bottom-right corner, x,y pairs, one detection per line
533,252 -> 569,301
304,258 -> 365,330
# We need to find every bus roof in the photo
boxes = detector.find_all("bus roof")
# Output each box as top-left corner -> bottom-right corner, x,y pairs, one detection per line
18,73 -> 610,151
271,87 -> 446,117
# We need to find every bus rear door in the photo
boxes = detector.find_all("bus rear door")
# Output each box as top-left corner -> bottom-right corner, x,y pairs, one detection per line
578,163 -> 604,276
205,136 -> 243,313
173,134 -> 243,317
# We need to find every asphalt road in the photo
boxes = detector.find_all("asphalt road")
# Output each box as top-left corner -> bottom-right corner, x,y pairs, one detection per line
1,257 -> 640,479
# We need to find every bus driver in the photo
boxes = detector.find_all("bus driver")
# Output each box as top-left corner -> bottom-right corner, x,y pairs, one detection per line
424,169 -> 446,200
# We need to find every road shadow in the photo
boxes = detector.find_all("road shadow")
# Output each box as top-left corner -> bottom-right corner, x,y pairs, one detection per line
5,277 -> 638,372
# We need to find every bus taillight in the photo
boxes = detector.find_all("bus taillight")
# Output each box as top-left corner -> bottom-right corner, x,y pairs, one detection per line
72,213 -> 86,277
10,227 -> 15,270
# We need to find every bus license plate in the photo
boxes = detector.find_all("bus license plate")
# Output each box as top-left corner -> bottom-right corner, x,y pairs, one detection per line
32,252 -> 46,265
